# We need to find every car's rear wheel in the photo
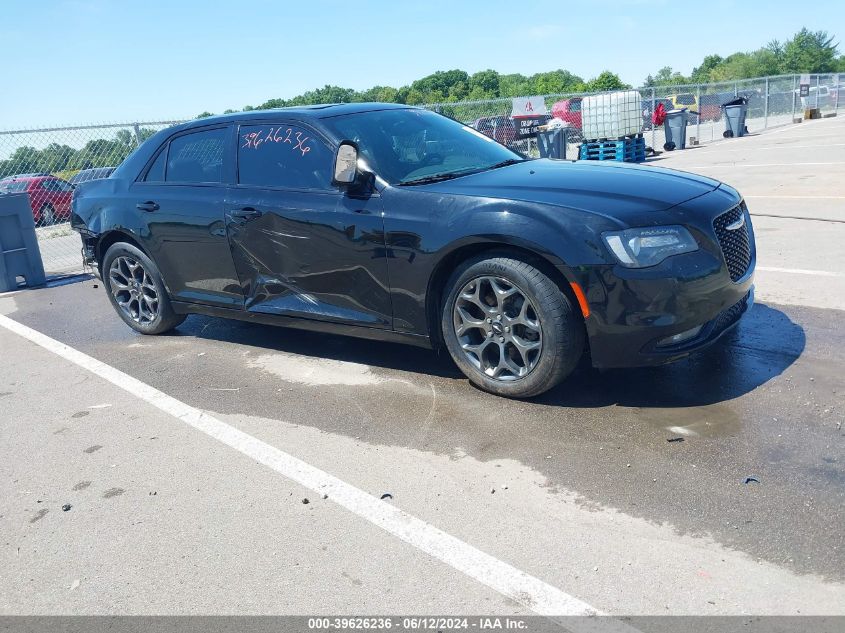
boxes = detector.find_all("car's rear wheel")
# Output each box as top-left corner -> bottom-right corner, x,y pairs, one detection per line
441,255 -> 584,398
102,242 -> 186,335
39,204 -> 55,226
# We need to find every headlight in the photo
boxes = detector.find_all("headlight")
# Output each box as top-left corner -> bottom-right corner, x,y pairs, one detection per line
602,225 -> 698,268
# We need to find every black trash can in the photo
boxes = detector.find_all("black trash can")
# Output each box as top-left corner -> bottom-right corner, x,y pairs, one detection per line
536,127 -> 568,159
722,97 -> 749,138
663,108 -> 688,151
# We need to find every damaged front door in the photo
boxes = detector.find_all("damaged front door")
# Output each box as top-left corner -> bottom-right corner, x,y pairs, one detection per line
225,121 -> 392,328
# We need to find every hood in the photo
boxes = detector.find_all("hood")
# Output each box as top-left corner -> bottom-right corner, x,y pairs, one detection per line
415,159 -> 721,220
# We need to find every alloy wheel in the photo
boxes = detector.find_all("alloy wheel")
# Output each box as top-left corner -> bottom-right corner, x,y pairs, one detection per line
41,205 -> 55,226
453,276 -> 543,381
108,256 -> 160,324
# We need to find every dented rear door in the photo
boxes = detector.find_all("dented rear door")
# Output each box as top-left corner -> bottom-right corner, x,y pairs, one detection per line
224,120 -> 392,329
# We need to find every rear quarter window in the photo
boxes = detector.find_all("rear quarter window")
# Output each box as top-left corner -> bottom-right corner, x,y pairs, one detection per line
144,148 -> 167,182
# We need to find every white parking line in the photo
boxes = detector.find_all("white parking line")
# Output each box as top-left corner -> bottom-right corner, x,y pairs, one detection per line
757,266 -> 843,278
0,313 -> 637,631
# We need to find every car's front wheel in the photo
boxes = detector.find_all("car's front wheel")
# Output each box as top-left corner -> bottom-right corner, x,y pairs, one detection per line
441,255 -> 585,398
39,204 -> 55,226
102,242 -> 186,335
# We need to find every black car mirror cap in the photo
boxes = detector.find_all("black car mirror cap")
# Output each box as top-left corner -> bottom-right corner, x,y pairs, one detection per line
332,141 -> 360,187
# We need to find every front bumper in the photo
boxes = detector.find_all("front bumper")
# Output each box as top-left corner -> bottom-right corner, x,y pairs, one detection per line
573,240 -> 755,369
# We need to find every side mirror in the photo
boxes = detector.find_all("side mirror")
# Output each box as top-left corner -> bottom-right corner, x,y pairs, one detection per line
332,141 -> 359,187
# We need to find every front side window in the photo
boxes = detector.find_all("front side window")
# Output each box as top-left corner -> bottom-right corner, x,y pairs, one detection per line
165,127 -> 227,184
237,124 -> 333,190
321,108 -> 522,185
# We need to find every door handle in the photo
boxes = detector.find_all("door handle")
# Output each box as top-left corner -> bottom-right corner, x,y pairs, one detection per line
230,207 -> 263,223
136,201 -> 159,212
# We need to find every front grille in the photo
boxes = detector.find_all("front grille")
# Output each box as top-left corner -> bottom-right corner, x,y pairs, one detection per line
713,203 -> 752,282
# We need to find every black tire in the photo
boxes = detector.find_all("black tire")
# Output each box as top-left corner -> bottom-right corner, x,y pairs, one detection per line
102,242 -> 186,335
663,142 -> 676,151
723,130 -> 734,138
441,254 -> 585,398
40,204 -> 55,226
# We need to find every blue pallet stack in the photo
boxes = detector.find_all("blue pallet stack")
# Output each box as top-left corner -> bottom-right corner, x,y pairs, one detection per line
578,133 -> 646,163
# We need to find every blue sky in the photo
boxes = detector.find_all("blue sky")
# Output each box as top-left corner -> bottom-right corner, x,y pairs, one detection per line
1,0 -> 842,128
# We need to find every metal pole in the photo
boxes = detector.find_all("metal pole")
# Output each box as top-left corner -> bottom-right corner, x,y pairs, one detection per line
650,87 -> 655,151
764,77 -> 769,129
696,83 -> 701,143
734,81 -> 738,97
132,123 -> 142,147
791,74 -> 796,122
836,74 -> 841,114
815,74 -> 820,110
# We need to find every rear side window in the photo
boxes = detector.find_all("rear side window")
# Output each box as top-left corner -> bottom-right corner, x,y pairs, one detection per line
237,124 -> 333,190
166,128 -> 227,183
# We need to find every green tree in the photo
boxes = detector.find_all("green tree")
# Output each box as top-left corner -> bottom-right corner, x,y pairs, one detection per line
360,85 -> 400,103
409,70 -> 469,101
195,111 -> 214,118
39,143 -> 76,172
585,71 -> 628,92
531,69 -> 585,94
781,28 -> 839,73
498,73 -> 533,97
644,66 -> 689,87
468,69 -> 500,97
1,146 -> 42,176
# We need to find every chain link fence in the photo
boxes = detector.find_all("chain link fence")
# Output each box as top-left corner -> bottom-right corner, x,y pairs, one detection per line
0,122 -> 181,278
425,73 -> 841,160
0,74 -> 840,281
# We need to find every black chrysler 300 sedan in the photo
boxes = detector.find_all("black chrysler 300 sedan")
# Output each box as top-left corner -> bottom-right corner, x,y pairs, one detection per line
71,104 -> 755,398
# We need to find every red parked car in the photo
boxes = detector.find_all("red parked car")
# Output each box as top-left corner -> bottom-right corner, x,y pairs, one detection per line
0,174 -> 74,225
550,97 -> 585,141
551,97 -> 583,129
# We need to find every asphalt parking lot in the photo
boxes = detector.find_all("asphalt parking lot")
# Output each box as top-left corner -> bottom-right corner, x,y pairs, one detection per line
1,116 -> 843,620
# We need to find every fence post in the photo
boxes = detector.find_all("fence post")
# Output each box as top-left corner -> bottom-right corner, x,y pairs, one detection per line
764,76 -> 769,129
734,81 -> 738,97
791,74 -> 797,122
815,74 -> 820,109
132,123 -> 142,147
696,84 -> 701,142
650,87 -> 655,151
836,74 -> 841,114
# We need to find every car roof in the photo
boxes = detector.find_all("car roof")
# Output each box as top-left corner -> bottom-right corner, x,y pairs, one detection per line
1,172 -> 50,181
177,102 -> 417,129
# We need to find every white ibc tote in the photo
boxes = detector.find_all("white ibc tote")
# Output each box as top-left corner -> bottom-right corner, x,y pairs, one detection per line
581,90 -> 643,140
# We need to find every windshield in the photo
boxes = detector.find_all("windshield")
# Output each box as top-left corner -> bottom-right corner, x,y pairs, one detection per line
321,108 -> 522,185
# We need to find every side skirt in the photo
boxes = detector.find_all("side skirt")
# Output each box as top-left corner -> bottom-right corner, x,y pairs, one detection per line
170,301 -> 433,350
